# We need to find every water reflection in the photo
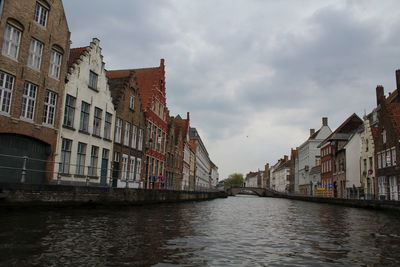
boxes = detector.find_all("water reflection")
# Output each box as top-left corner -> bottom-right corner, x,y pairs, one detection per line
1,197 -> 400,266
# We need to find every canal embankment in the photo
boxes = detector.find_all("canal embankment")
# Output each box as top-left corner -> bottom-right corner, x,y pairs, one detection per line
0,183 -> 227,208
270,193 -> 400,212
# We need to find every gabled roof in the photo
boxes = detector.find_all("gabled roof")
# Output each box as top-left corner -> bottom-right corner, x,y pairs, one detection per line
107,59 -> 166,113
318,113 -> 363,148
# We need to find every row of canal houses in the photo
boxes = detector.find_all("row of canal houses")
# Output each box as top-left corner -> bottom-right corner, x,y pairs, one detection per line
0,0 -> 219,190
246,71 -> 400,201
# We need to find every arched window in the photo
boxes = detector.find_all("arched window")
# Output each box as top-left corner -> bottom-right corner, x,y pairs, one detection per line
2,18 -> 24,59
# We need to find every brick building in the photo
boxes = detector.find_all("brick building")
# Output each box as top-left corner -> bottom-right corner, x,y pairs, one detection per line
0,0 -> 70,183
319,114 -> 363,198
375,72 -> 400,200
106,70 -> 146,189
166,114 -> 183,190
108,59 -> 168,189
175,113 -> 190,190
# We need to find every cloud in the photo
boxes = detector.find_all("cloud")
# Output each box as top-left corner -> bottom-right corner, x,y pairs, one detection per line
63,0 -> 400,179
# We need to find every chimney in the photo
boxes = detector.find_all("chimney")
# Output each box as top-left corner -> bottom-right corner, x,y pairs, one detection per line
310,129 -> 315,136
396,69 -> 400,90
322,117 -> 328,126
284,155 -> 288,161
376,85 -> 385,106
187,112 -> 190,121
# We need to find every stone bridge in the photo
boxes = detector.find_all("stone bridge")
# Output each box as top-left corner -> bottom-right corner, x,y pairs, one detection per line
226,186 -> 283,197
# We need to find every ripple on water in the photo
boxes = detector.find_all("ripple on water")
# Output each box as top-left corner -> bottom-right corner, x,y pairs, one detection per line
1,197 -> 400,266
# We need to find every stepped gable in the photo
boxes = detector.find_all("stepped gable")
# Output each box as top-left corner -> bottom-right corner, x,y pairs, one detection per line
106,70 -> 138,107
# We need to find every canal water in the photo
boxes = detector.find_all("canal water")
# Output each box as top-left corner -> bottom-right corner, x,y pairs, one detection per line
1,196 -> 400,266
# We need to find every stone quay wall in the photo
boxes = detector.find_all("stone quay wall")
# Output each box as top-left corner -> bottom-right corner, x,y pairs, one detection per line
272,193 -> 400,212
0,183 -> 227,207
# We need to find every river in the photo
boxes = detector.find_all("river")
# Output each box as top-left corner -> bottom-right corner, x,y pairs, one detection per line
1,195 -> 400,266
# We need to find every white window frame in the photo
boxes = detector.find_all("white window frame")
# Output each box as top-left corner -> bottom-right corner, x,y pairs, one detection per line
34,2 -> 49,27
28,38 -> 43,70
114,118 -> 122,143
0,71 -> 15,114
138,128 -> 144,151
2,24 -> 21,59
131,124 -> 137,149
122,154 -> 129,180
21,82 -> 38,120
129,156 -> 136,180
123,121 -> 130,146
136,158 -> 142,181
49,50 -> 62,79
42,90 -> 57,126
79,101 -> 90,132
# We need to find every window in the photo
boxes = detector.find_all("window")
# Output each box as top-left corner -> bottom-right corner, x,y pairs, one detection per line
49,50 -> 62,79
392,147 -> 396,166
42,90 -> 57,126
114,118 -> 122,143
123,121 -> 130,146
382,129 -> 387,144
27,38 -> 43,70
93,107 -> 102,136
122,154 -> 129,180
76,142 -> 86,175
63,94 -> 76,128
34,2 -> 48,27
88,146 -> 99,177
386,150 -> 392,167
2,24 -> 21,59
60,138 -> 72,174
114,152 -> 120,163
89,71 -> 98,89
0,71 -> 14,114
104,112 -> 112,140
131,125 -> 137,149
378,153 -> 382,169
129,156 -> 136,180
136,158 -> 142,180
129,95 -> 135,110
21,82 -> 37,120
138,128 -> 144,151
79,101 -> 90,132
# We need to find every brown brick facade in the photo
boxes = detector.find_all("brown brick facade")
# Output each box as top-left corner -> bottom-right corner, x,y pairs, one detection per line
0,0 -> 70,182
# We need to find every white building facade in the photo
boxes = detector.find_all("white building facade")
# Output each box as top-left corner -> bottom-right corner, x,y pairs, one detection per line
190,128 -> 211,189
55,38 -> 115,186
360,113 -> 377,199
345,130 -> 362,198
297,118 -> 332,195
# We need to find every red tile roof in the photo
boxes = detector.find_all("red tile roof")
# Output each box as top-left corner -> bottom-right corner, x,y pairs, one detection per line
67,47 -> 88,69
107,59 -> 166,113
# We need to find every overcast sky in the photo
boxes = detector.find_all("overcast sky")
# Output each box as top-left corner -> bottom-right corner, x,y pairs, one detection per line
64,0 -> 400,179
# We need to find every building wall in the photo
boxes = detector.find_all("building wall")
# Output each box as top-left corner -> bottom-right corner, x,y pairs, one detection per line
0,0 -> 70,182
360,116 -> 377,199
107,72 -> 146,189
345,132 -> 362,198
55,39 -> 115,186
273,167 -> 290,193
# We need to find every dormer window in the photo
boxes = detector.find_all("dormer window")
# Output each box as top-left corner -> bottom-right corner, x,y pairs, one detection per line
34,2 -> 49,27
